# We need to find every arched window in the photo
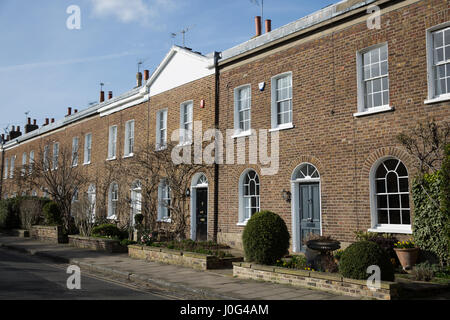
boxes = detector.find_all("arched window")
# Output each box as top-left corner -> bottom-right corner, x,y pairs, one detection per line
372,158 -> 411,231
158,180 -> 171,222
108,182 -> 118,219
239,169 -> 260,224
292,163 -> 320,180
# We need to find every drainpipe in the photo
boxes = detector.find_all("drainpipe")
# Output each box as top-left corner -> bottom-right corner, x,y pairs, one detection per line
213,51 -> 221,243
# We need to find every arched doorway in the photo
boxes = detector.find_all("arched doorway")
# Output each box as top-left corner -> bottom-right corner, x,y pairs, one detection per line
130,180 -> 142,227
291,163 -> 322,252
190,173 -> 208,241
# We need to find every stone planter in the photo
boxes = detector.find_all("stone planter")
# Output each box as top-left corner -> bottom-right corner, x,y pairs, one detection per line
68,235 -> 128,253
394,247 -> 419,271
128,245 -> 243,270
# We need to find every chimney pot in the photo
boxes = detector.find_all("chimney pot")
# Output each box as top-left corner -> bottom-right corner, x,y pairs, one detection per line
144,70 -> 150,81
108,91 -> 113,100
74,109 -> 78,113
51,118 -> 55,123
255,16 -> 262,37
33,119 -> 36,125
45,118 -> 49,125
68,107 -> 72,116
11,125 -> 15,132
17,126 -> 20,132
100,91 -> 105,103
136,72 -> 143,87
27,118 -> 31,125
265,19 -> 272,33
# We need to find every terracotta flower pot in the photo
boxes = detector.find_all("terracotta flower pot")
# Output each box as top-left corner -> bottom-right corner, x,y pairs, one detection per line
394,247 -> 419,271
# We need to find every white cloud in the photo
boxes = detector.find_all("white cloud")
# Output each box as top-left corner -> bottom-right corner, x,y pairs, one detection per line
90,0 -> 176,24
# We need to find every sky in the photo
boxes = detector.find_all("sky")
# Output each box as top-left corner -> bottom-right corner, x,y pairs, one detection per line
0,0 -> 334,132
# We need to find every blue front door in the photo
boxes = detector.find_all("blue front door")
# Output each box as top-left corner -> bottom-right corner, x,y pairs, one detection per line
299,183 -> 321,251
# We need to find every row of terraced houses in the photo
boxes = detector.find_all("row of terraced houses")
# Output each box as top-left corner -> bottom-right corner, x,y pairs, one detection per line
1,0 -> 449,251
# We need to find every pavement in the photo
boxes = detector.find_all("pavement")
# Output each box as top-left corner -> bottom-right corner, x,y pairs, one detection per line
0,234 -> 358,300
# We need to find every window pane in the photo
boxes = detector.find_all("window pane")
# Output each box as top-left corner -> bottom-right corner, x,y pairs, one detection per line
434,31 -> 443,48
373,78 -> 382,92
401,194 -> 410,209
386,172 -> 399,193
376,179 -> 386,193
371,48 -> 380,63
377,195 -> 388,208
436,48 -> 444,62
371,63 -> 380,77
380,61 -> 388,76
378,210 -> 388,224
380,45 -> 388,61
376,164 -> 387,178
389,210 -> 400,224
446,46 -> 450,61
388,195 -> 400,208
384,159 -> 398,171
373,92 -> 382,107
446,29 -> 450,45
402,211 -> 411,225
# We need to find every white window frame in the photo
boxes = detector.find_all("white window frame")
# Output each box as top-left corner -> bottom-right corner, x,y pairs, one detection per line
124,120 -> 134,158
87,184 -> 96,221
237,169 -> 260,226
270,72 -> 294,131
108,182 -> 119,220
21,152 -> 27,176
179,101 -> 193,145
108,125 -> 117,160
84,133 -> 92,165
72,137 -> 79,167
355,43 -> 393,117
43,145 -> 49,171
10,155 -> 15,178
233,85 -> 252,137
369,157 -> 412,234
52,142 -> 59,170
130,180 -> 142,227
4,158 -> 8,180
29,150 -> 34,174
425,22 -> 450,104
157,180 -> 171,222
156,109 -> 168,150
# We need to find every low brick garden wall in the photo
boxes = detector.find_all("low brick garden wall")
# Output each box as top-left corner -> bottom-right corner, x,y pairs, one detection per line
233,262 -> 399,300
30,225 -> 66,244
128,245 -> 243,270
68,235 -> 127,253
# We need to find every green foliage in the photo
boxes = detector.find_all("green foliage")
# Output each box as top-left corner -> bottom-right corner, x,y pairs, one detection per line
334,249 -> 344,261
148,239 -> 232,257
242,211 -> 290,265
441,144 -> 450,262
134,214 -> 144,225
412,172 -> 450,266
0,198 -> 21,230
339,241 -> 395,281
42,201 -> 62,226
275,255 -> 307,269
412,262 -> 436,281
91,224 -> 123,239
120,239 -> 137,246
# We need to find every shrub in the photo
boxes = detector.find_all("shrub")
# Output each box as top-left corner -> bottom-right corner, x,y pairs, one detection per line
0,198 -> 21,230
134,214 -> 144,225
120,239 -> 137,247
91,224 -> 123,239
441,144 -> 450,264
275,255 -> 307,270
412,262 -> 435,281
412,172 -> 449,266
242,210 -> 290,265
43,201 -> 62,226
339,241 -> 395,281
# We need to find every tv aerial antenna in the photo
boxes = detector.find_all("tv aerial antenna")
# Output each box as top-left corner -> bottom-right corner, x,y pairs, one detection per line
171,25 -> 196,47
250,0 -> 264,22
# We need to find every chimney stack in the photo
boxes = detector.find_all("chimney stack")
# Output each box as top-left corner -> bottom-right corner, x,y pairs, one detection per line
25,118 -> 39,134
10,126 -> 22,139
136,72 -> 143,87
45,118 -> 49,126
67,107 -> 72,116
108,91 -> 113,100
144,70 -> 150,81
265,19 -> 272,33
100,90 -> 105,103
1,134 -> 4,142
255,16 -> 262,37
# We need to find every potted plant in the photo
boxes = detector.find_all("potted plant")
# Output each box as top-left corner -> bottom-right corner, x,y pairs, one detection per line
394,239 -> 419,271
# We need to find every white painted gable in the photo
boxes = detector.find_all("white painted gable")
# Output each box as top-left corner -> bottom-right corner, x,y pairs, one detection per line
147,46 -> 215,97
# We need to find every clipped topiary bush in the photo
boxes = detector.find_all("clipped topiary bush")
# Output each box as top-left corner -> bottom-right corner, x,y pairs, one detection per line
0,198 -> 21,230
91,224 -> 123,239
339,241 -> 394,281
43,201 -> 62,226
242,210 -> 290,265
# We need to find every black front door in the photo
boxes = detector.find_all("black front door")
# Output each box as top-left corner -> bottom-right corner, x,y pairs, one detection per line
196,188 -> 208,241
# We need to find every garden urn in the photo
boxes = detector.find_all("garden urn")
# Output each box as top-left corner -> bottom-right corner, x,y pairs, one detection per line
394,247 -> 419,271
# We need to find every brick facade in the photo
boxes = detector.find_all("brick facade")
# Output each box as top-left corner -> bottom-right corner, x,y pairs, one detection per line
1,0 -> 449,252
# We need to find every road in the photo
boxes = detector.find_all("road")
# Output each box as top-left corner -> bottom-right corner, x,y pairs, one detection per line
0,248 -> 170,300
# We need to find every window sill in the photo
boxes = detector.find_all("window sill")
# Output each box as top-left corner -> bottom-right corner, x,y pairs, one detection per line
157,218 -> 172,223
236,220 -> 249,227
177,141 -> 193,147
269,123 -> 294,132
155,146 -> 167,152
424,95 -> 450,105
107,215 -> 118,221
106,157 -> 116,161
123,154 -> 134,159
231,131 -> 253,139
353,105 -> 394,117
368,225 -> 412,234
83,162 -> 91,166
